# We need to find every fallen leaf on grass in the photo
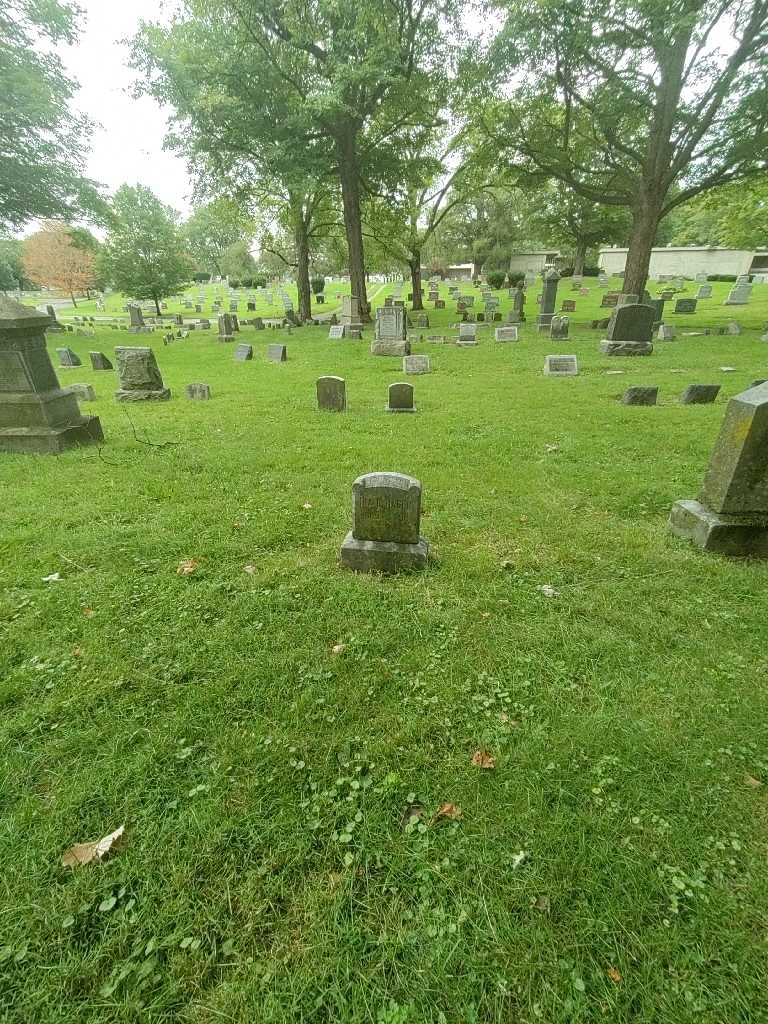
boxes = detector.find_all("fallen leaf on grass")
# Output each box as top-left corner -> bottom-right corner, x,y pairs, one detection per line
471,749 -> 496,770
400,802 -> 425,829
511,850 -> 529,869
302,502 -> 313,510
243,564 -> 257,575
42,573 -> 62,583
82,607 -> 94,618
533,894 -> 550,913
177,559 -> 199,576
545,443 -> 560,453
61,825 -> 125,868
745,774 -> 763,788
72,647 -> 83,658
331,643 -> 347,656
435,802 -> 462,821
607,967 -> 622,984
536,584 -> 560,598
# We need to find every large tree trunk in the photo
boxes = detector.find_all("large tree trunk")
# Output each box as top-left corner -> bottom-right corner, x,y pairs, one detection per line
292,201 -> 312,322
335,122 -> 370,321
573,241 -> 587,276
624,195 -> 663,296
409,253 -> 423,310
153,295 -> 161,316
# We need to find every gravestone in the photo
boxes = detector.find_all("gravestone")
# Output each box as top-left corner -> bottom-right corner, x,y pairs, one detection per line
218,314 -> 234,341
543,354 -> 578,377
669,382 -> 768,554
618,293 -> 639,306
696,285 -> 713,299
726,321 -> 742,335
57,347 -> 81,367
114,347 -> 170,401
457,322 -> 478,346
599,303 -> 654,356
0,296 -> 103,453
317,375 -> 346,411
247,301 -> 256,312
495,326 -> 519,342
231,314 -> 240,332
403,355 -> 430,374
658,324 -> 675,341
550,315 -> 569,340
329,325 -> 346,340
253,317 -> 265,330
186,383 -> 211,400
561,299 -> 576,312
341,294 -> 363,330
267,344 -> 287,362
647,298 -> 666,325
512,283 -> 526,322
386,381 -> 416,413
89,351 -> 113,371
659,289 -> 675,301
681,384 -> 720,405
45,305 -> 64,332
622,386 -> 658,406
128,305 -> 145,331
434,299 -> 445,309
234,344 -> 253,362
696,272 -> 708,283
372,306 -> 408,356
674,298 -> 697,313
601,293 -> 619,308
537,269 -> 560,332
340,472 -> 429,573
69,383 -> 96,402
724,284 -> 751,306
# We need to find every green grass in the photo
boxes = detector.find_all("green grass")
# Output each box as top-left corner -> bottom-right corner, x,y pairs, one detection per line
2,277 -> 768,1023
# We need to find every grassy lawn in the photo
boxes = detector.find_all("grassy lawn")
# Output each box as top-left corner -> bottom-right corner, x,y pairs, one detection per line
2,277 -> 768,1022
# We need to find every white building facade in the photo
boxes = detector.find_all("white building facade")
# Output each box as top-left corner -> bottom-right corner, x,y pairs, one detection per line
598,246 -> 766,278
508,251 -> 561,274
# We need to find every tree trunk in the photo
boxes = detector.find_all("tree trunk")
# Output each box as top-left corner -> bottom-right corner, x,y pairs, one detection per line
573,241 -> 587,276
335,122 -> 370,322
409,254 -> 423,310
624,198 -> 663,296
291,201 -> 312,322
70,291 -> 78,308
153,295 -> 161,316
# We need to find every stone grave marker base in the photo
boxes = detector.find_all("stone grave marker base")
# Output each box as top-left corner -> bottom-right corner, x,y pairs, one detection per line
669,500 -> 768,557
599,341 -> 653,356
339,532 -> 429,574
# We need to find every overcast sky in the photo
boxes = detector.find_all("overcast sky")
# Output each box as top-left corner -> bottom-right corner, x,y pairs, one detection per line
59,0 -> 193,219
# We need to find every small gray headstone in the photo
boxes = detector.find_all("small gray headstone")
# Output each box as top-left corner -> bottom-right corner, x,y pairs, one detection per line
89,351 -> 113,370
267,344 -> 287,362
543,354 -> 578,377
234,344 -> 253,362
681,384 -> 721,405
657,325 -> 675,341
68,383 -> 96,402
386,381 -> 416,413
621,386 -> 658,406
329,325 -> 345,340
403,355 -> 430,374
495,326 -> 519,342
57,347 -> 81,367
696,285 -> 713,299
114,347 -> 170,401
340,472 -> 428,573
674,298 -> 697,314
186,383 -> 211,400
317,375 -> 346,411
550,315 -> 569,340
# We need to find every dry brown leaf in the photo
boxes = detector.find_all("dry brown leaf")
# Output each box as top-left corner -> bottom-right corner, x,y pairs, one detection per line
72,647 -> 83,658
471,749 -> 496,770
435,802 -> 462,821
533,894 -> 550,913
82,607 -> 94,618
331,643 -> 347,656
61,825 -> 125,868
745,774 -> 763,788
177,559 -> 198,576
607,967 -> 622,984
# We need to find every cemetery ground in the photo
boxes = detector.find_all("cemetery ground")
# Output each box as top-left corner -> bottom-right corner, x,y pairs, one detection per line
3,279 -> 768,1022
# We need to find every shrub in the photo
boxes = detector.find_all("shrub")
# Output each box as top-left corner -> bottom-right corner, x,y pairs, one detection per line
241,276 -> 253,288
707,273 -> 737,282
558,266 -> 574,277
486,270 -> 507,290
508,273 -> 525,287
229,279 -> 240,289
253,275 -> 267,288
310,275 -> 325,295
193,272 -> 211,282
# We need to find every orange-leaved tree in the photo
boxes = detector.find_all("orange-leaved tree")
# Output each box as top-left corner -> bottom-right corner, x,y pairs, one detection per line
22,221 -> 96,307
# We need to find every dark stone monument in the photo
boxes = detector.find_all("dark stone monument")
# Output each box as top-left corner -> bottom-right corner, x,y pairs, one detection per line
537,269 -> 560,332
561,299 -> 576,312
621,386 -> 658,406
185,383 -> 211,400
234,344 -> 253,362
599,303 -> 654,356
681,384 -> 721,405
0,296 -> 103,453
386,381 -> 416,413
46,305 -> 64,332
218,314 -> 234,341
317,375 -> 346,411
114,347 -> 170,401
340,472 -> 429,573
670,382 -> 768,555
674,299 -> 697,314
57,347 -> 81,367
267,344 -> 287,362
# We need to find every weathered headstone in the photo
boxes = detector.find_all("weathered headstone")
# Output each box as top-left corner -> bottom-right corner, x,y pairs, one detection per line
329,324 -> 346,340
372,305 -> 408,356
657,324 -> 675,341
403,355 -> 430,374
386,381 -> 416,412
696,284 -> 713,299
267,344 -> 287,362
0,296 -> 103,453
57,347 -> 81,367
550,315 -> 569,340
618,293 -> 639,307
89,351 -> 113,371
681,384 -> 720,405
114,347 -> 170,401
726,320 -> 741,335
45,305 -> 64,332
599,303 -> 654,356
457,322 -> 477,345
621,386 -> 658,406
339,472 -> 428,573
317,375 -> 346,411
128,305 -> 145,331
512,283 -> 526,322
218,313 -> 234,341
186,383 -> 211,400
234,344 -> 253,362
543,354 -> 578,377
537,269 -> 560,332
647,298 -> 666,324
724,283 -> 752,306
674,298 -> 698,313
341,294 -> 363,330
495,326 -> 519,342
601,293 -> 619,309
669,382 -> 768,554
68,383 -> 96,402
561,299 -> 576,312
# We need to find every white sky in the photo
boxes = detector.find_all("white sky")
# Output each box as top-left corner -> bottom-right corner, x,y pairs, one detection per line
59,0 -> 192,220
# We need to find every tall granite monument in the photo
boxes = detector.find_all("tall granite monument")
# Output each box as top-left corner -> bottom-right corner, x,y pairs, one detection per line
537,269 -> 560,332
0,296 -> 103,453
669,382 -> 768,555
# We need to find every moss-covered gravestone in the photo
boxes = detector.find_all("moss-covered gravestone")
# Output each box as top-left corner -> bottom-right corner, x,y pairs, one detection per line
0,296 -> 103,454
340,472 -> 429,573
670,382 -> 768,555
